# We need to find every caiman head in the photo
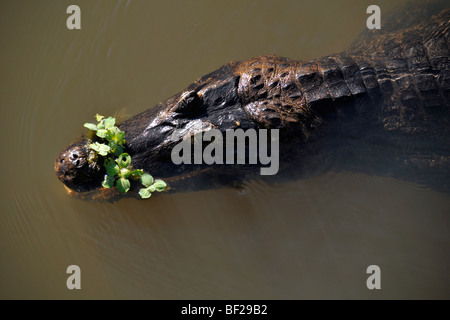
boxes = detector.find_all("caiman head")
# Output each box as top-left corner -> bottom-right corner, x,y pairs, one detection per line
54,60 -> 270,199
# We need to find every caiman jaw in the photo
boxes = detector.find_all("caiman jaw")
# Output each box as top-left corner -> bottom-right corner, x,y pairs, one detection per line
62,167 -> 213,202
63,184 -> 120,201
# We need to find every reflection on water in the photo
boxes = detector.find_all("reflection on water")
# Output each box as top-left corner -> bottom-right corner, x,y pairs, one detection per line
0,0 -> 449,299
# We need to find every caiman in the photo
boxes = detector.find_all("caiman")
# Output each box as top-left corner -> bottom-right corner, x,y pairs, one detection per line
55,4 -> 450,201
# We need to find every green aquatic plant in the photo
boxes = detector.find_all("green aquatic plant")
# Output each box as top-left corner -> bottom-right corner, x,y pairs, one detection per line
84,114 -> 125,156
138,173 -> 167,199
84,114 -> 167,199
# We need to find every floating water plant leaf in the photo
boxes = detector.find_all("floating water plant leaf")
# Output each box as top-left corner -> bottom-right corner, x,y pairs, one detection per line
116,131 -> 126,144
103,117 -> 115,129
89,142 -> 110,156
153,180 -> 167,192
106,127 -> 125,143
116,153 -> 131,168
84,123 -> 97,131
97,121 -> 105,130
141,173 -> 154,187
104,158 -> 119,176
138,188 -> 152,199
102,175 -> 116,188
116,178 -> 130,193
95,114 -> 104,122
96,129 -> 108,138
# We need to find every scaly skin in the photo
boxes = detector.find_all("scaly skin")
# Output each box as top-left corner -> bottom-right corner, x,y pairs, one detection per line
55,8 -> 450,200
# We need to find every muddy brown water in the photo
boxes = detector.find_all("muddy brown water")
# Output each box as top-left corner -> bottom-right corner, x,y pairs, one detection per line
1,0 -> 449,299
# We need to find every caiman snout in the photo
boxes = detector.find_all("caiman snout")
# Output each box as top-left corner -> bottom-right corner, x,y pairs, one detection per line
57,147 -> 86,169
55,142 -> 103,193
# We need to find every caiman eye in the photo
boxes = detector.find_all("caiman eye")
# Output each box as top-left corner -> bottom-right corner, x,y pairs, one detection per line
173,90 -> 203,115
